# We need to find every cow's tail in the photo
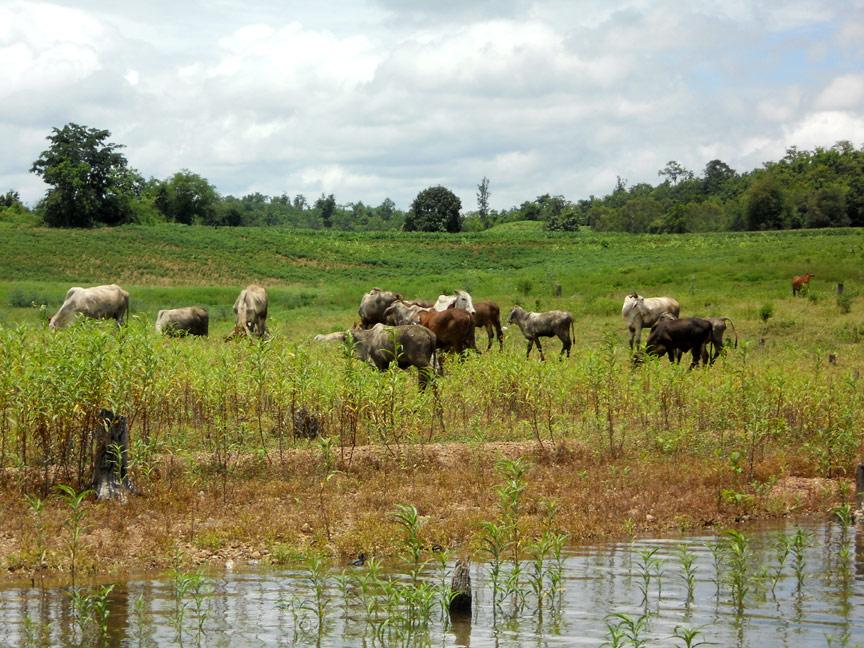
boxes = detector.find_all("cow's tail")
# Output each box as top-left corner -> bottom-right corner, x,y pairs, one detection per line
723,317 -> 738,348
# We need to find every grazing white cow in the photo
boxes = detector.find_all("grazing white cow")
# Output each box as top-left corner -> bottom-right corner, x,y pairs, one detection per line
313,331 -> 348,342
49,284 -> 129,330
155,306 -> 209,337
226,284 -> 268,339
383,300 -> 431,326
432,290 -> 475,314
621,293 -> 680,349
507,306 -> 573,360
358,288 -> 404,328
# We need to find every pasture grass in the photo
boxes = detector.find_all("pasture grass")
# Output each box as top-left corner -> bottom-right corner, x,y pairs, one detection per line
0,223 -> 863,579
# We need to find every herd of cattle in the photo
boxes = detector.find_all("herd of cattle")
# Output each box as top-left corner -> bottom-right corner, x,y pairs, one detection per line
44,283 -> 739,386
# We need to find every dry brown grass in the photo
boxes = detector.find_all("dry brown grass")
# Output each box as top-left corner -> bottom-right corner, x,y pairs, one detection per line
0,440 -> 843,585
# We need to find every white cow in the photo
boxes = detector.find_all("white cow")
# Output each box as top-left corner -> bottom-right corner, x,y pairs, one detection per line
226,284 -> 269,339
621,292 -> 680,349
49,284 -> 129,330
432,290 -> 475,314
155,306 -> 209,337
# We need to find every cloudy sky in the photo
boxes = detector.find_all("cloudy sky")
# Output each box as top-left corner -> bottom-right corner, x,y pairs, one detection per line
2,1 -> 863,211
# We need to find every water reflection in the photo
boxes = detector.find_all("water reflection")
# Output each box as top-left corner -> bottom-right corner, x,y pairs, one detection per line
0,519 -> 862,647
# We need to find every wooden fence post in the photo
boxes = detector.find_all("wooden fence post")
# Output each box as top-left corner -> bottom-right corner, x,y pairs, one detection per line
449,558 -> 472,616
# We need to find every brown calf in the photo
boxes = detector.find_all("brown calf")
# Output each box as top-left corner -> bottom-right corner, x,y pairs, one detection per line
792,273 -> 813,296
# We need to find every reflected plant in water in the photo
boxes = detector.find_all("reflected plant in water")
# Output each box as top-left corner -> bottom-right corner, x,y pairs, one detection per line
67,584 -> 115,644
722,529 -> 754,612
605,612 -> 651,648
671,623 -> 712,648
295,549 -> 332,635
676,544 -> 697,604
635,546 -> 660,607
770,532 -> 791,596
790,527 -> 813,593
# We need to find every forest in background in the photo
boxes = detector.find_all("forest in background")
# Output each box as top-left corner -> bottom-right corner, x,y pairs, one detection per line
2,123 -> 863,234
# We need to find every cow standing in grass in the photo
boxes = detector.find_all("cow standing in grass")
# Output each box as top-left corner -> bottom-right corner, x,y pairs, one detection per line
622,293 -> 680,349
156,306 -> 209,337
358,288 -> 403,328
792,273 -> 813,296
507,306 -> 573,360
473,301 -> 504,350
432,290 -> 476,314
347,324 -> 438,389
645,317 -> 713,368
417,308 -> 480,356
226,284 -> 268,339
49,284 -> 129,330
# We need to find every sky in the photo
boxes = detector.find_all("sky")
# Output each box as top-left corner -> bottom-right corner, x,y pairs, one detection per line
2,0 -> 863,211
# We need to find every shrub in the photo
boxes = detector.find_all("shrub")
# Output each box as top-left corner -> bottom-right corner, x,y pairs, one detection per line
759,303 -> 775,323
837,293 -> 853,314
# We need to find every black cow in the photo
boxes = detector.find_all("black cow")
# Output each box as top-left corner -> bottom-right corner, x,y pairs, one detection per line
645,317 -> 713,368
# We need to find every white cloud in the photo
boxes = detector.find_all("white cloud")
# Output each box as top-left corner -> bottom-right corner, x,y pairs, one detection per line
1,0 -> 862,211
815,74 -> 864,111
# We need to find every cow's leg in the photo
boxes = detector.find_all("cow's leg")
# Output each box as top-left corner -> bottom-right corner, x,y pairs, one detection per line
560,334 -> 571,357
485,324 -> 494,351
535,338 -> 545,361
496,324 -> 504,350
526,339 -> 534,358
628,326 -> 635,349
688,347 -> 701,369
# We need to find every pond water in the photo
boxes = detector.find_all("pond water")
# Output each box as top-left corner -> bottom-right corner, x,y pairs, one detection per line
1,518 -> 862,647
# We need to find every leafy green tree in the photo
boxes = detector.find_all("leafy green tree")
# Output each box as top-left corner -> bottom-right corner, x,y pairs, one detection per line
744,173 -> 791,230
404,186 -> 462,233
30,123 -> 140,227
153,170 -> 220,225
806,185 -> 848,228
658,160 -> 694,185
314,193 -> 337,228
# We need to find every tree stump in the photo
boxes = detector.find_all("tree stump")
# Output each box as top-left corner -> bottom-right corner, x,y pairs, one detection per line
554,284 -> 562,297
293,407 -> 320,440
91,409 -> 131,502
449,558 -> 472,617
838,283 -> 844,295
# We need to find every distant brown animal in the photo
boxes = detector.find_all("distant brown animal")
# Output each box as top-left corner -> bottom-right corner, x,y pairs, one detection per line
417,308 -> 480,356
473,301 -> 504,350
792,273 -> 813,296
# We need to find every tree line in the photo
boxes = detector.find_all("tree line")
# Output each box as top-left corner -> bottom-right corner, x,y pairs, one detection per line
2,122 -> 863,233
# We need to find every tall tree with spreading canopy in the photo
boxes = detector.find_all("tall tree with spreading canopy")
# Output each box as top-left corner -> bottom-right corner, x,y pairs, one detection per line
404,186 -> 462,233
31,123 -> 140,227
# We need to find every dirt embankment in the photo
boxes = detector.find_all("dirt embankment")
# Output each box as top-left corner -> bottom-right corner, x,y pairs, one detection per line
0,440 -> 846,585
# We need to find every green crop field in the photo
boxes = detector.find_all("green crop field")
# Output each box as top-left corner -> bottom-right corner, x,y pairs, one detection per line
1,222 -> 863,579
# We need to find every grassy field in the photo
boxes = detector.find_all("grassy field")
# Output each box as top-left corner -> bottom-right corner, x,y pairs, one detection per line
1,223 -> 863,581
